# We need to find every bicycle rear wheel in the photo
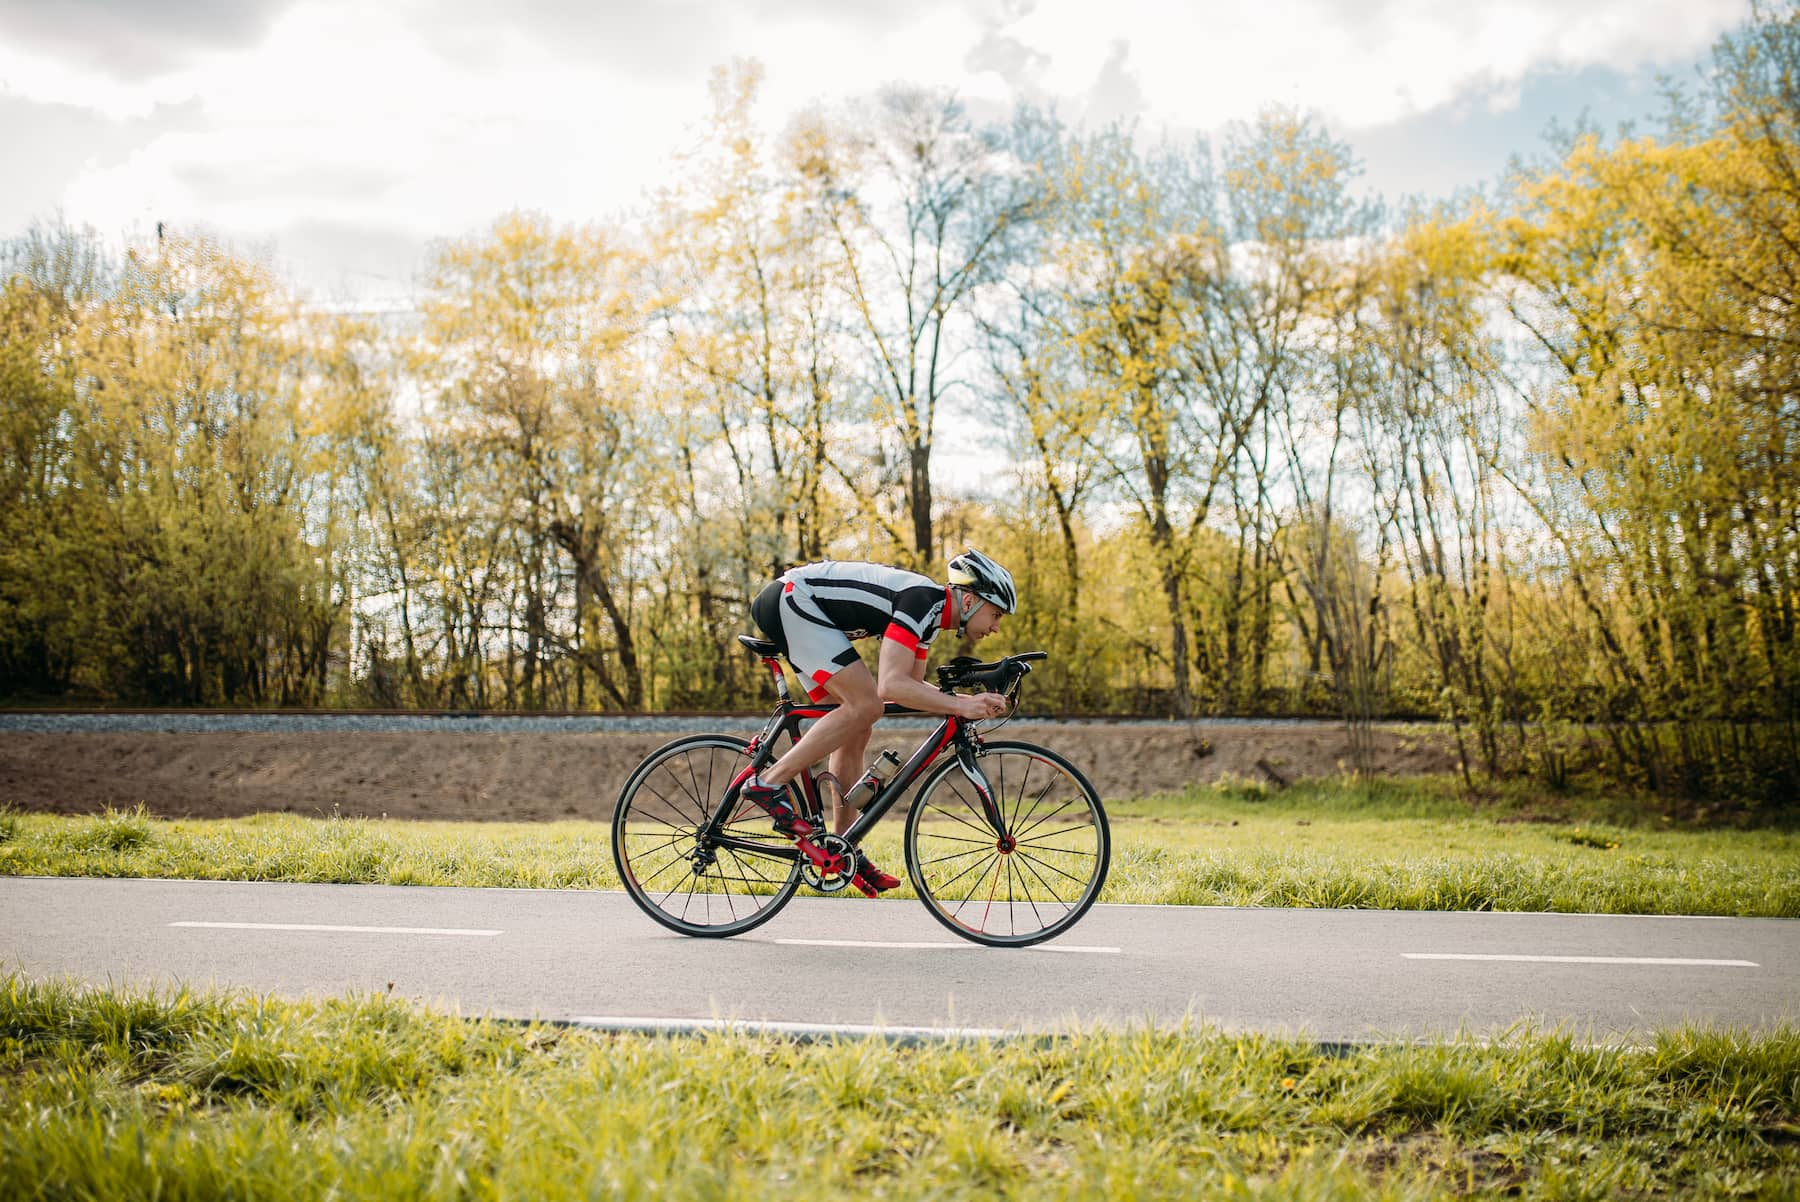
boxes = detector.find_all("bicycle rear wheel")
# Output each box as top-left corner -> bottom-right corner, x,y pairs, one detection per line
612,734 -> 803,938
903,740 -> 1110,947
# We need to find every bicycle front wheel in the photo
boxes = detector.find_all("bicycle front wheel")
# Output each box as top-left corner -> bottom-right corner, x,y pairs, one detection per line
904,740 -> 1110,947
612,734 -> 803,938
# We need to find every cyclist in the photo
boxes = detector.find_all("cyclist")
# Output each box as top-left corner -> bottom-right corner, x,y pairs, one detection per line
742,549 -> 1016,895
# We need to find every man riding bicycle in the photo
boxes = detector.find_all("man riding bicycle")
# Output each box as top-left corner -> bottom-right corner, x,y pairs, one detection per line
741,549 -> 1016,895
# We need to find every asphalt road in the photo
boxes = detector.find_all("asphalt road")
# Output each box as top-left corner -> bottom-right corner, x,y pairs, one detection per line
4,876 -> 1794,1043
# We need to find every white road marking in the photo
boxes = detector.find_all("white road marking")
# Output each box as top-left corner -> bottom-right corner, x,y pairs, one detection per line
1404,953 -> 1757,967
170,921 -> 502,937
774,938 -> 1121,954
565,1015 -> 1015,1042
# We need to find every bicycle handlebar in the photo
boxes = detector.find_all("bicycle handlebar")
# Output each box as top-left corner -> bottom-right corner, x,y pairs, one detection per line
936,650 -> 1048,696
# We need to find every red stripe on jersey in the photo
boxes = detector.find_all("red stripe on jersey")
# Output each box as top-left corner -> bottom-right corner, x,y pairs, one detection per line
883,622 -> 921,652
940,585 -> 956,630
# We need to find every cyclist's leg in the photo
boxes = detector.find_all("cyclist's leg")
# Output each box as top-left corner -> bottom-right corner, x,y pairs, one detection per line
761,661 -> 881,792
827,725 -> 871,834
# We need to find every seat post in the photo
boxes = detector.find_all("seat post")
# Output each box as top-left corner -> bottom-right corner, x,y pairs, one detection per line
767,658 -> 790,701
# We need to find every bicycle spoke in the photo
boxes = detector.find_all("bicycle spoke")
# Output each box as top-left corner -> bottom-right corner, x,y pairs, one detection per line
615,737 -> 802,937
638,782 -> 708,828
1010,844 -> 1092,888
950,853 -> 1005,921
718,847 -> 784,888
924,794 -> 999,839
1014,841 -> 1098,859
920,844 -> 994,868
1014,856 -> 1051,930
1012,794 -> 1081,841
999,756 -> 1053,841
634,851 -> 698,891
1015,820 -> 1098,848
935,845 -> 1003,896
916,831 -> 1002,848
626,830 -> 698,861
1012,848 -> 1078,910
681,754 -> 711,827
907,743 -> 1109,947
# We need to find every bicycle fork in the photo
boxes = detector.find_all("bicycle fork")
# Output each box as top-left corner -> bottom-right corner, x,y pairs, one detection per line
955,743 -> 1013,844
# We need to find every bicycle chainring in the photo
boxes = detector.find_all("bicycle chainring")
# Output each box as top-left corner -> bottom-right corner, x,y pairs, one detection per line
798,832 -> 856,893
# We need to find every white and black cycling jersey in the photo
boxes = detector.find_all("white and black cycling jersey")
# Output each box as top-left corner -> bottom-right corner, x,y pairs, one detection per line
780,560 -> 949,656
751,560 -> 954,699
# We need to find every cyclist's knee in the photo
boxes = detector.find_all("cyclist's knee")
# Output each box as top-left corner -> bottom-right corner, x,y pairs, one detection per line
842,693 -> 883,725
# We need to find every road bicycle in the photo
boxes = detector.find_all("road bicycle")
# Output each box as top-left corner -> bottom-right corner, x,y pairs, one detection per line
611,638 -> 1111,947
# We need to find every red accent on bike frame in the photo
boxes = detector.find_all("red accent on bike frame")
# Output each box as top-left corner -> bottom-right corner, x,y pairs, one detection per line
921,716 -> 958,768
795,837 -> 845,877
718,761 -> 759,826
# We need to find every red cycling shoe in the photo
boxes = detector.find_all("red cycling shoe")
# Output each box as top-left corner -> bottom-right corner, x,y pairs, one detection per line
739,779 -> 817,840
851,851 -> 902,897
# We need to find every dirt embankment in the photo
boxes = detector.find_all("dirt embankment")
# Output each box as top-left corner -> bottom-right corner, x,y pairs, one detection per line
0,722 -> 1459,822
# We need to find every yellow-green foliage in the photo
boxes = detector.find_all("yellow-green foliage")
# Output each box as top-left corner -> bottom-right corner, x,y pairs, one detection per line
2,9 -> 1796,803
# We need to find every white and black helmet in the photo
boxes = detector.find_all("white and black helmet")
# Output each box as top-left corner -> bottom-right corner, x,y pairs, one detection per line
946,548 -> 1017,616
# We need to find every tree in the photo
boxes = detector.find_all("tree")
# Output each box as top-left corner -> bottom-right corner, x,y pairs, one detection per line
795,88 -> 1041,565
418,212 -> 650,709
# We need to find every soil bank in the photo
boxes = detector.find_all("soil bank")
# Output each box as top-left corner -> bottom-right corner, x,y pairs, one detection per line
0,722 -> 1458,821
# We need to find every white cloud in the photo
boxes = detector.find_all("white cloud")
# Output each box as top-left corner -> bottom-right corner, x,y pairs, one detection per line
982,0 -> 1749,129
1,0 -> 1754,293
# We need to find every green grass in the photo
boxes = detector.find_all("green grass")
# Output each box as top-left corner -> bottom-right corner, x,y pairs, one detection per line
2,777 -> 1796,917
1098,778 -> 1800,915
2,974 -> 1796,1200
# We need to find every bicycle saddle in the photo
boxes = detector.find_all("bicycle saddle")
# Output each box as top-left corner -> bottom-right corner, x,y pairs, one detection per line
737,635 -> 782,658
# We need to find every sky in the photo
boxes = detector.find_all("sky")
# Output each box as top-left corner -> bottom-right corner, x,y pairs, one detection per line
0,0 -> 1754,303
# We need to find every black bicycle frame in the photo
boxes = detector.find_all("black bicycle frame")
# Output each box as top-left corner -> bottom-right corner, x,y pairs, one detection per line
696,695 -> 1006,861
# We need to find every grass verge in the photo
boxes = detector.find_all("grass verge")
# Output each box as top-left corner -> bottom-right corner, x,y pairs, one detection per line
2,776 -> 1796,916
2,974 -> 1796,1200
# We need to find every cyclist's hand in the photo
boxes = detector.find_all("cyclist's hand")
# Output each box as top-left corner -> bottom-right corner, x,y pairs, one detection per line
958,692 -> 1009,720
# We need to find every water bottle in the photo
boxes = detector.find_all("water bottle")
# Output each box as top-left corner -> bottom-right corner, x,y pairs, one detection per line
842,750 -> 903,809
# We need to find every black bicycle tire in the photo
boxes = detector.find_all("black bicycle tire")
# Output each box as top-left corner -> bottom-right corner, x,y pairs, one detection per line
903,739 -> 1110,948
612,733 -> 803,938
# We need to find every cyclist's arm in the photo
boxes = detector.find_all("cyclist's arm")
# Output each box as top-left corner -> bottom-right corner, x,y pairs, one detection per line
876,637 -> 1005,719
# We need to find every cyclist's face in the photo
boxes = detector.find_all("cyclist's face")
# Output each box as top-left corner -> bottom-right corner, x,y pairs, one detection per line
966,600 -> 1005,641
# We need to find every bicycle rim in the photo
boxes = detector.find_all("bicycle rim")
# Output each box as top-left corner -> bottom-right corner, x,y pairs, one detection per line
612,734 -> 802,938
904,741 -> 1110,947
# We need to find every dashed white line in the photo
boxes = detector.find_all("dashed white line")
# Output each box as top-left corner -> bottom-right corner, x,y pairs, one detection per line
170,921 -> 502,937
1404,953 -> 1757,967
774,938 -> 1121,954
